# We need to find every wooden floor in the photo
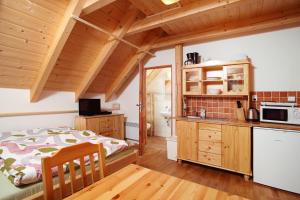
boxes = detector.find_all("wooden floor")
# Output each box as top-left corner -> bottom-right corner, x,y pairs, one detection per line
137,136 -> 300,200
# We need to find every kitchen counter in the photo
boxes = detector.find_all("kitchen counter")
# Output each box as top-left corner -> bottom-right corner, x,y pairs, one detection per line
176,117 -> 300,131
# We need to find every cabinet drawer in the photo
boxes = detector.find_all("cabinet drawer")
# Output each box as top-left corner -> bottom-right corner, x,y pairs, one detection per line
199,123 -> 221,131
198,151 -> 221,166
198,140 -> 221,154
199,129 -> 221,141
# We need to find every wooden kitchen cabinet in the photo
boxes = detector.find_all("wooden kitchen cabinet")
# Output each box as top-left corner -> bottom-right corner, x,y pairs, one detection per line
222,125 -> 252,176
75,114 -> 124,139
223,64 -> 249,95
182,59 -> 250,96
177,120 -> 252,179
177,120 -> 198,161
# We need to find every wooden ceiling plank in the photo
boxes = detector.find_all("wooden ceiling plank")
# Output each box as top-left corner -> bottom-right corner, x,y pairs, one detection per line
152,10 -> 300,49
105,33 -> 161,102
75,7 -> 139,101
82,0 -> 117,16
30,0 -> 86,102
127,0 -> 242,35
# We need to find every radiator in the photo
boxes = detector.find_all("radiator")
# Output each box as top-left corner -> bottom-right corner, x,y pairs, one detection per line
125,122 -> 139,141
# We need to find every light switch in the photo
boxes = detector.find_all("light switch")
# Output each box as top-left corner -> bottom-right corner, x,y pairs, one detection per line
252,95 -> 257,101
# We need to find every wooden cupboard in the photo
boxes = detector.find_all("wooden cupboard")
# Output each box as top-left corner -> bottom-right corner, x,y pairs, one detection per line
182,59 -> 250,96
222,125 -> 252,175
177,120 -> 252,179
176,120 -> 198,161
75,114 -> 124,139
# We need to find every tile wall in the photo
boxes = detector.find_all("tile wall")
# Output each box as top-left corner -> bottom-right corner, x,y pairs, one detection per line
250,91 -> 300,110
185,91 -> 300,120
185,96 -> 248,119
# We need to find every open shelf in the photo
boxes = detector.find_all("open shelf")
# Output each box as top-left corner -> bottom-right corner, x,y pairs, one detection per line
182,61 -> 250,96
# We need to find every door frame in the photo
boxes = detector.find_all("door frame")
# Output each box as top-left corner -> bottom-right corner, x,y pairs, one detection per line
139,64 -> 173,155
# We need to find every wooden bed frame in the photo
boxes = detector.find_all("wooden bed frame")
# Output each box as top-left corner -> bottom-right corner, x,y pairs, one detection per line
23,149 -> 138,200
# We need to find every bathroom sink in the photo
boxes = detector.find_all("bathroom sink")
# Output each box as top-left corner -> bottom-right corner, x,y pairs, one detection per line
160,111 -> 171,118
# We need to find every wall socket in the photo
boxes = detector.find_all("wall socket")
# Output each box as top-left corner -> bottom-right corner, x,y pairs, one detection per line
252,95 -> 257,101
288,96 -> 296,102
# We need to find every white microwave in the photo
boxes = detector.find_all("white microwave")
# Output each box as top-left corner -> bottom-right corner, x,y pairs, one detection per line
260,102 -> 300,125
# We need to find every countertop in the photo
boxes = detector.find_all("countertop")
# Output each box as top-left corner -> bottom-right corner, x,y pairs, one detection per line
176,117 -> 300,131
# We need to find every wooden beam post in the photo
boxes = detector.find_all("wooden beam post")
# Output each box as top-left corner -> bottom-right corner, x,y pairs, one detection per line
175,44 -> 183,117
152,10 -> 300,49
82,0 -> 117,16
105,33 -> 161,102
30,0 -> 86,102
75,7 -> 139,101
127,0 -> 241,35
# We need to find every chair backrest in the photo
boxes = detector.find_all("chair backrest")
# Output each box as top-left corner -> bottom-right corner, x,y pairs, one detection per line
42,142 -> 106,200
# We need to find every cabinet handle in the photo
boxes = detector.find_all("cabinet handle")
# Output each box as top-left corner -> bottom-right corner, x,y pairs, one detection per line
208,135 -> 212,138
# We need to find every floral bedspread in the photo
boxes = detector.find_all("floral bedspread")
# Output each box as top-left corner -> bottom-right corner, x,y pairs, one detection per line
0,128 -> 128,186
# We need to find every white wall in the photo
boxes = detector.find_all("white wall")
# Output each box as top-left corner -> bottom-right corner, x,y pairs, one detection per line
183,27 -> 300,91
0,88 -> 78,131
102,27 -> 300,140
1,27 -> 299,135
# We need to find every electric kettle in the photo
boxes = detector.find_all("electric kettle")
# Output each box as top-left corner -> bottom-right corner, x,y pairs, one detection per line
247,108 -> 259,121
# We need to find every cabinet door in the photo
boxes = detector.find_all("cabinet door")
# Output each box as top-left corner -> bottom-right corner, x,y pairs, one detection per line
223,64 -> 249,95
177,121 -> 198,161
182,68 -> 201,95
222,125 -> 251,174
86,118 -> 99,134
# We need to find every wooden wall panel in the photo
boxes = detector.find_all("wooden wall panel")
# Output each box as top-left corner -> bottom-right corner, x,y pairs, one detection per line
87,32 -> 147,93
0,0 -> 68,89
45,1 -> 132,92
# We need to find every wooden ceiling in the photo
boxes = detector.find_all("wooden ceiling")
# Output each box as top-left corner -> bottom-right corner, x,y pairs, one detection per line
1,0 -> 300,102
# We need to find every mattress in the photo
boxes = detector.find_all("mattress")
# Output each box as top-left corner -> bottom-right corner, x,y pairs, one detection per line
0,148 -> 135,200
0,128 -> 128,186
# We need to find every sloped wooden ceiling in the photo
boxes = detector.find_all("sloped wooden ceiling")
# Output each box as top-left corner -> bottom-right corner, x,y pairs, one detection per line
1,0 -> 300,102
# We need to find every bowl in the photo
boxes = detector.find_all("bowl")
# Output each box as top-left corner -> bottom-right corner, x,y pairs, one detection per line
207,88 -> 222,95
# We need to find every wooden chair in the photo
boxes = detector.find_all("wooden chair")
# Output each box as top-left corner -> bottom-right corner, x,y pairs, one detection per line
42,142 -> 106,200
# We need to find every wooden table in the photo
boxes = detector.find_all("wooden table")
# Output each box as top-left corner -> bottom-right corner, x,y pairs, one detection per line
66,164 -> 247,200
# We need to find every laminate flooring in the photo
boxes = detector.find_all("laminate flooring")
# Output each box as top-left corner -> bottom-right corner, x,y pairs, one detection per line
137,136 -> 300,200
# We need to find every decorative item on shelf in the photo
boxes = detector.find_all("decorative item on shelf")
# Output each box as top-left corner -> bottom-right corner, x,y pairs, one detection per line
112,103 -> 120,110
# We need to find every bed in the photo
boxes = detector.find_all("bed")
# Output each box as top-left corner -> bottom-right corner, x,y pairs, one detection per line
0,128 -> 138,200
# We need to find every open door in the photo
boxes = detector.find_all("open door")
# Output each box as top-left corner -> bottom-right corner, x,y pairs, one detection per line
138,60 -> 147,155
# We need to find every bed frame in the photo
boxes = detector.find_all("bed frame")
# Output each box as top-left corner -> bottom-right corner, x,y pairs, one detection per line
23,149 -> 138,200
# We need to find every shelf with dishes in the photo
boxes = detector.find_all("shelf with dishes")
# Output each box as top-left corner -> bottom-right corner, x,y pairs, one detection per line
182,60 -> 250,96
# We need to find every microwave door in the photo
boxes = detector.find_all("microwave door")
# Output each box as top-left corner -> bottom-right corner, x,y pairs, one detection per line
262,108 -> 288,122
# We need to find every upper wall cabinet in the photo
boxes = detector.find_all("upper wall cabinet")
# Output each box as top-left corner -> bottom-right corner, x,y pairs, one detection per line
182,59 -> 250,96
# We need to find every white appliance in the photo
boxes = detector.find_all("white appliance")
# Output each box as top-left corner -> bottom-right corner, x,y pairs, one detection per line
260,102 -> 300,125
253,127 -> 300,194
166,136 -> 177,161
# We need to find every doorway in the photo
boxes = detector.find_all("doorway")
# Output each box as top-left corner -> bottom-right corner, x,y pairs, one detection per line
142,65 -> 172,153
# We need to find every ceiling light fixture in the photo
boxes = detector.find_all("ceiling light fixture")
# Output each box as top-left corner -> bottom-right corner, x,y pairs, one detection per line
161,0 -> 180,5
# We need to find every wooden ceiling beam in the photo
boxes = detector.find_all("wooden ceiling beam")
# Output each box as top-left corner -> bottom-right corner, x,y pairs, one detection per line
127,0 -> 241,35
82,0 -> 117,16
30,0 -> 85,102
152,10 -> 300,49
75,7 -> 139,101
105,33 -> 161,102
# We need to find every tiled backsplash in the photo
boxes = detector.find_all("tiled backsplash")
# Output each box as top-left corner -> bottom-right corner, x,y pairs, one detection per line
185,96 -> 248,119
185,91 -> 300,120
251,91 -> 300,109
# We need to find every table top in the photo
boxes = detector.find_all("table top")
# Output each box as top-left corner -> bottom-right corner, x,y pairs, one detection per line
66,164 -> 247,200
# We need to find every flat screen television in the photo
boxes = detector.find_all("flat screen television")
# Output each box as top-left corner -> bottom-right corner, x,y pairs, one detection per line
79,99 -> 101,116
